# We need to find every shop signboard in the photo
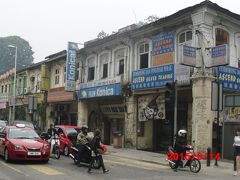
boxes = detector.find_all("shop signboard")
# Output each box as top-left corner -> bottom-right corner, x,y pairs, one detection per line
132,64 -> 174,91
79,83 -> 121,99
180,45 -> 196,67
211,44 -> 229,67
217,66 -> 240,91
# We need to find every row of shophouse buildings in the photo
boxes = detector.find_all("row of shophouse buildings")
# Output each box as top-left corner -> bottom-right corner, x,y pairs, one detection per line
1,0 -> 240,159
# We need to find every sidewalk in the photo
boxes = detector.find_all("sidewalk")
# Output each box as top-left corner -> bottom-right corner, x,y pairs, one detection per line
106,146 -> 234,171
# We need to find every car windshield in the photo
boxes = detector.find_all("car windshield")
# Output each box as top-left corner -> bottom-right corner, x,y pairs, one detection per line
0,121 -> 6,127
65,128 -> 78,136
14,121 -> 34,129
9,128 -> 40,139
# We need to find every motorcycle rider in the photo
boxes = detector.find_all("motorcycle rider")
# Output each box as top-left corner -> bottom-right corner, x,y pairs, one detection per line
173,129 -> 187,171
76,125 -> 90,166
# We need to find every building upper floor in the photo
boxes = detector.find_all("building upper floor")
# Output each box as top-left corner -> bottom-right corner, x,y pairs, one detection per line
78,0 -> 240,88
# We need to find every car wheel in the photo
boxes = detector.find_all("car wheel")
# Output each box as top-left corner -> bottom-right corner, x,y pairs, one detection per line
63,145 -> 69,156
4,148 -> 10,163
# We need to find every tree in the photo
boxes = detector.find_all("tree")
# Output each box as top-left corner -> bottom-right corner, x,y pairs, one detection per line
0,36 -> 34,74
97,30 -> 109,39
144,15 -> 159,24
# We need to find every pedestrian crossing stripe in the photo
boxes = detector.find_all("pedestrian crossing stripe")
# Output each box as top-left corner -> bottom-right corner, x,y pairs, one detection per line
28,165 -> 63,175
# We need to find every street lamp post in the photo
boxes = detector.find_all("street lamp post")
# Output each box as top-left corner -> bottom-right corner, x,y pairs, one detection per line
8,45 -> 17,125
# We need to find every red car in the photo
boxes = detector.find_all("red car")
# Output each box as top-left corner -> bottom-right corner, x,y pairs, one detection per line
0,124 -> 50,163
55,125 -> 81,156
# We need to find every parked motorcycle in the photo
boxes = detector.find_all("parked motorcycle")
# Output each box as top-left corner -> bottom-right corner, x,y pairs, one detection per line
166,145 -> 201,173
69,143 -> 107,169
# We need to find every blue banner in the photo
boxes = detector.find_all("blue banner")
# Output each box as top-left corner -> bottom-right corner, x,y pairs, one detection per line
212,45 -> 226,58
79,83 -> 121,99
217,66 -> 240,91
152,31 -> 174,56
132,64 -> 174,91
65,42 -> 78,91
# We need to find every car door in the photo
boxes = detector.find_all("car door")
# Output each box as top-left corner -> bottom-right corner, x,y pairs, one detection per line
57,127 -> 66,151
0,128 -> 7,155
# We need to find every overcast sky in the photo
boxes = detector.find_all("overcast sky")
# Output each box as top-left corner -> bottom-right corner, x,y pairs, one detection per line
0,0 -> 239,63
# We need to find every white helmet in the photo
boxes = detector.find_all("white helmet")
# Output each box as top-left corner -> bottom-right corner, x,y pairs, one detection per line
178,129 -> 187,137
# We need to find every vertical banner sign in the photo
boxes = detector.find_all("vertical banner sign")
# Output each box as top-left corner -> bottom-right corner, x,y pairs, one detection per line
65,42 -> 78,91
152,31 -> 175,66
211,44 -> 229,67
180,45 -> 196,67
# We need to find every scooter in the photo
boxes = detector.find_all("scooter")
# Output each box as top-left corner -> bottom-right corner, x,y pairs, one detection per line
69,144 -> 102,169
166,145 -> 201,173
40,132 -> 60,159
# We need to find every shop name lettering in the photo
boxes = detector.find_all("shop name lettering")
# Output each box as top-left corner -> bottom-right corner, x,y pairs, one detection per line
133,74 -> 173,83
218,73 -> 240,83
67,50 -> 76,80
88,87 -> 114,97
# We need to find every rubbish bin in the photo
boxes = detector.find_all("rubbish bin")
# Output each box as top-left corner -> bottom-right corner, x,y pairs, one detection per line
113,131 -> 123,148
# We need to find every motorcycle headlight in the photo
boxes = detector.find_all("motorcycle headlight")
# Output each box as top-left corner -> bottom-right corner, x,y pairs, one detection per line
14,145 -> 24,150
43,144 -> 49,150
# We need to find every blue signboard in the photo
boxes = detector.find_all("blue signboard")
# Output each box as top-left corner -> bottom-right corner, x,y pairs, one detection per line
65,42 -> 78,91
132,64 -> 174,91
211,44 -> 229,67
152,31 -> 175,56
183,45 -> 196,58
217,66 -> 240,91
212,45 -> 226,58
79,83 -> 121,99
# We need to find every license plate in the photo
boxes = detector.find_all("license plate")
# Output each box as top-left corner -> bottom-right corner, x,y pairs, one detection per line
27,152 -> 41,156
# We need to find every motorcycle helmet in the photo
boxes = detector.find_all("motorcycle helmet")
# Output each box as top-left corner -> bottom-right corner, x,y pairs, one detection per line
81,125 -> 88,131
178,129 -> 187,137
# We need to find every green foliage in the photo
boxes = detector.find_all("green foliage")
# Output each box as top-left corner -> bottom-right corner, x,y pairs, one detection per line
15,106 -> 26,120
36,102 -> 47,130
97,30 -> 109,39
0,36 -> 34,74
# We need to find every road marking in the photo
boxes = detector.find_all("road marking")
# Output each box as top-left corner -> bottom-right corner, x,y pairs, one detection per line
0,161 -> 30,176
28,165 -> 63,175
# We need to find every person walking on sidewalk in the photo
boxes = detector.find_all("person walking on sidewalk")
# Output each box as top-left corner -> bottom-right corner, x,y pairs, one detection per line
233,128 -> 240,176
88,129 -> 109,174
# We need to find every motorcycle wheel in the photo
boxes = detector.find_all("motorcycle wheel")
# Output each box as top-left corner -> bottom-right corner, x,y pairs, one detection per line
169,161 -> 176,169
93,157 -> 101,169
54,145 -> 61,159
189,158 -> 201,173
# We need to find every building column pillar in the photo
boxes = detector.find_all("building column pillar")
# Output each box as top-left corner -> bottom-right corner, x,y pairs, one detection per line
78,101 -> 88,126
191,76 -> 215,153
124,96 -> 137,148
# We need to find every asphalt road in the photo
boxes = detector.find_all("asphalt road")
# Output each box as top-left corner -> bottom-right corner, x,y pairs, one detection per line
0,154 -> 238,180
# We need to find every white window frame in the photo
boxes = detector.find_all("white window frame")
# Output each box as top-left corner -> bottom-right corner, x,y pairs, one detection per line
55,69 -> 60,85
138,43 -> 150,69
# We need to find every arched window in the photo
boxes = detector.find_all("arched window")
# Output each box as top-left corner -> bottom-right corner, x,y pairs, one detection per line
215,28 -> 229,46
114,48 -> 125,75
138,43 -> 149,69
99,53 -> 109,79
179,30 -> 192,45
87,57 -> 95,81
178,30 -> 192,63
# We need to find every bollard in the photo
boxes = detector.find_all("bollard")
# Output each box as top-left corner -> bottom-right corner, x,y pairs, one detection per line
207,147 -> 211,167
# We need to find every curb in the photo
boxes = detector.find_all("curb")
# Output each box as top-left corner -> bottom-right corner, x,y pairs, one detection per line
107,150 -> 234,170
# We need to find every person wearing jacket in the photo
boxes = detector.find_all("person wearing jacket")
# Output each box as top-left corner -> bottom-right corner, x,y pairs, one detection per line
76,125 -> 89,166
173,129 -> 187,171
233,128 -> 240,176
88,129 -> 109,174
